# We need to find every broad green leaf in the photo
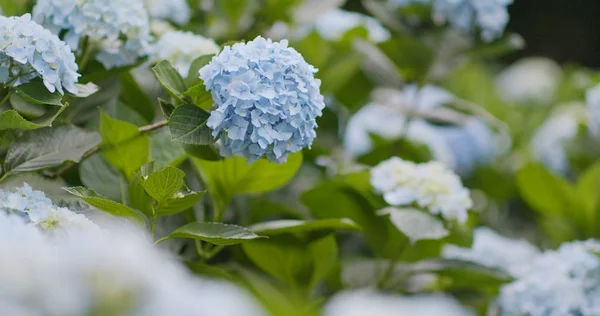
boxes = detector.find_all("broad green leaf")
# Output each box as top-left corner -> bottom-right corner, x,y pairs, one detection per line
79,153 -> 122,201
250,198 -> 305,223
14,81 -> 63,106
168,104 -> 215,144
99,111 -> 150,176
309,235 -> 338,289
184,143 -> 222,161
156,222 -> 264,245
151,132 -> 187,166
152,60 -> 188,103
141,166 -> 185,203
64,186 -> 145,225
184,83 -> 213,110
242,236 -> 312,287
249,218 -> 361,235
516,163 -> 577,216
156,191 -> 204,216
0,106 -> 67,131
192,152 -> 302,210
158,98 -> 175,118
407,259 -> 513,288
186,54 -> 215,86
0,172 -> 71,200
120,72 -> 155,122
128,172 -> 154,217
4,125 -> 100,174
378,207 -> 449,243
576,162 -> 600,215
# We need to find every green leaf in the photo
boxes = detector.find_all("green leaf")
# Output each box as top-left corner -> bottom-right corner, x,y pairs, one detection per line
141,166 -> 185,203
516,163 -> 577,216
183,83 -> 213,110
120,72 -> 155,122
156,222 -> 264,245
0,105 -> 68,131
168,104 -> 215,144
309,235 -> 338,290
152,60 -> 188,103
249,218 -> 361,235
576,162 -> 600,215
192,152 -> 302,210
378,207 -> 449,243
151,132 -> 187,166
14,81 -> 63,106
79,153 -> 122,201
128,172 -> 154,217
187,54 -> 215,86
156,191 -> 204,216
99,111 -> 150,176
184,143 -> 222,161
64,186 -> 146,225
158,98 -> 175,118
4,125 -> 100,174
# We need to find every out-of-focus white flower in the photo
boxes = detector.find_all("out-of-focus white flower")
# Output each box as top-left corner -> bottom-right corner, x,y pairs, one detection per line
298,9 -> 391,43
154,30 -> 219,76
344,85 -> 502,174
498,240 -> 600,316
323,291 -> 475,316
531,103 -> 587,173
370,157 -> 473,223
495,58 -> 563,105
0,183 -> 99,234
0,212 -> 267,316
443,227 -> 540,277
145,0 -> 191,26
586,84 -> 600,137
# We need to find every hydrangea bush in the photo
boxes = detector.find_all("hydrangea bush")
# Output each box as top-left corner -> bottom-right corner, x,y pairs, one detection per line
0,0 -> 599,315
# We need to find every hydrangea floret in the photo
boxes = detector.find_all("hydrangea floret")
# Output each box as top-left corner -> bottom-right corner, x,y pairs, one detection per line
33,0 -> 154,69
0,14 -> 79,94
145,0 -> 191,26
199,36 -> 325,163
370,157 -> 472,223
154,30 -> 219,76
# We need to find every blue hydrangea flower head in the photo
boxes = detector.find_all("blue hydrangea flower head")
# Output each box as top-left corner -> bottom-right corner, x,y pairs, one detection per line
199,36 -> 326,163
33,0 -> 154,69
145,0 -> 191,26
0,14 -> 79,94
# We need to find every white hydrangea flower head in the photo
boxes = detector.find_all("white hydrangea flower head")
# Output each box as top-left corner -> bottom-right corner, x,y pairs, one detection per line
443,227 -> 540,277
324,291 -> 475,316
0,183 -> 99,234
300,9 -> 391,43
0,213 -> 267,316
199,36 -> 326,163
586,83 -> 600,137
154,30 -> 219,76
498,240 -> 600,316
370,157 -> 473,222
0,14 -> 79,94
531,103 -> 587,173
33,0 -> 154,69
495,57 -> 563,105
145,0 -> 191,26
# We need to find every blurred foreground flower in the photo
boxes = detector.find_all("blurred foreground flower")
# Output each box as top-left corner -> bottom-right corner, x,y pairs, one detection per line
0,14 -> 79,94
33,0 -> 154,69
498,240 -> 600,316
370,157 -> 472,223
154,30 -> 219,76
200,36 -> 325,163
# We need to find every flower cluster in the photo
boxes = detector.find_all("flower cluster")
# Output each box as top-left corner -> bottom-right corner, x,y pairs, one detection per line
199,36 -> 325,163
370,157 -> 472,223
154,30 -> 219,76
0,213 -> 266,316
586,83 -> 600,137
443,227 -> 540,277
0,14 -> 79,94
324,291 -> 475,316
33,0 -> 154,69
145,0 -> 191,26
300,9 -> 391,43
498,240 -> 600,315
390,0 -> 513,41
0,184 -> 98,234
495,58 -> 563,105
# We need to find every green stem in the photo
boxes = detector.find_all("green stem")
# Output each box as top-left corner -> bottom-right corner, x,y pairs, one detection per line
0,91 -> 12,108
78,38 -> 94,73
0,172 -> 10,184
377,237 -> 410,289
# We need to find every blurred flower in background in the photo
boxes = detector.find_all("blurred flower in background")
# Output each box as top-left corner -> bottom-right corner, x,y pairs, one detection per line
153,30 -> 219,76
298,9 -> 391,43
495,58 -> 563,105
586,83 -> 600,137
145,0 -> 191,26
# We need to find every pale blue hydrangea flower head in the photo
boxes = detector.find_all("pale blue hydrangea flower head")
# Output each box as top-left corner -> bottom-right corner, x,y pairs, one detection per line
498,240 -> 600,316
33,0 -> 154,69
145,0 -> 191,26
199,36 -> 326,163
0,14 -> 79,94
